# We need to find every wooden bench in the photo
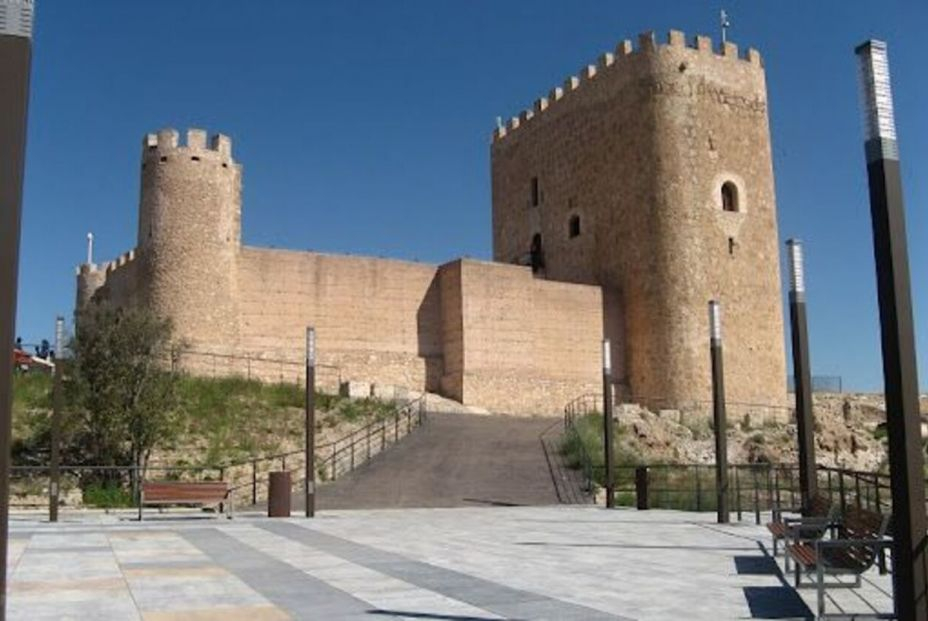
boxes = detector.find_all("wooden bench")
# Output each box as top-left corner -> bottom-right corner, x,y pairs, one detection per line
139,481 -> 232,521
767,493 -> 838,570
786,506 -> 891,619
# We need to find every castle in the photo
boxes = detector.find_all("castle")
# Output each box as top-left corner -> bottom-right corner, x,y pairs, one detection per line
76,30 -> 787,415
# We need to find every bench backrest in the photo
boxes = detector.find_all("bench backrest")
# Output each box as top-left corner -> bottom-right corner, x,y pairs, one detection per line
808,493 -> 833,518
823,507 -> 890,573
142,481 -> 229,503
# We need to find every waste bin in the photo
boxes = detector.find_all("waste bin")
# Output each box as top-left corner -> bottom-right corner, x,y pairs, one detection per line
268,471 -> 291,517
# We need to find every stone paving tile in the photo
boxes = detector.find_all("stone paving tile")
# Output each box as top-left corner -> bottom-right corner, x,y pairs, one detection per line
4,506 -> 897,620
181,527 -> 374,621
260,520 -> 627,620
225,524 -> 503,620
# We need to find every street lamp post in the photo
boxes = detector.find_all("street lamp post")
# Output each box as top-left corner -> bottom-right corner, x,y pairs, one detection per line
709,301 -> 729,524
49,316 -> 64,523
305,327 -> 316,518
855,39 -> 927,621
602,339 -> 615,509
0,0 -> 36,616
786,240 -> 817,513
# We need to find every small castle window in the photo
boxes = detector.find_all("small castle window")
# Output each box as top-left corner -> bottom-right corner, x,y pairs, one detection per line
568,215 -> 581,238
221,163 -> 228,169
160,156 -> 168,163
530,177 -> 540,207
191,156 -> 200,162
721,181 -> 739,212
530,233 -> 545,274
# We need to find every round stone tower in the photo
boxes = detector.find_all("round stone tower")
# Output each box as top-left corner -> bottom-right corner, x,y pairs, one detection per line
137,128 -> 241,349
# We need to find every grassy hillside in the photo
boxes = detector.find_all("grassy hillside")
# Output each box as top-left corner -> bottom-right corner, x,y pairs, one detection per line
12,372 -> 399,468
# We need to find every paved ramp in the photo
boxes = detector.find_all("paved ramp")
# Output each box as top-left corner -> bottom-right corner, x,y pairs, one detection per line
303,412 -> 588,510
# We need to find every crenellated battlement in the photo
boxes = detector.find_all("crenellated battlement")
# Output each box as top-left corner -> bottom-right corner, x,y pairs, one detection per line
492,30 -> 763,143
141,128 -> 236,163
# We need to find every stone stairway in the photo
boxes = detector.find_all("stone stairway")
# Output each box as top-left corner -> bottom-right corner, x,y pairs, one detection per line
290,411 -> 592,511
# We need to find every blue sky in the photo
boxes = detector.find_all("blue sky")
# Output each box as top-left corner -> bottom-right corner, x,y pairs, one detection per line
15,1 -> 927,392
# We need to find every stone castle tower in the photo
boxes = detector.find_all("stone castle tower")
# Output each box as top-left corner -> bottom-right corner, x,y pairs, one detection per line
491,30 -> 786,406
78,129 -> 243,351
137,129 -> 242,349
76,29 -> 787,414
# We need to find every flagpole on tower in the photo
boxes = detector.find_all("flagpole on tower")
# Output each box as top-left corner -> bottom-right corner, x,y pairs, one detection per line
720,10 -> 730,45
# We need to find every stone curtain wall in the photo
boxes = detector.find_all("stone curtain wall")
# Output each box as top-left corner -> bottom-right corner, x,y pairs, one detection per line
237,248 -> 443,394
491,30 -> 787,407
443,259 -> 603,415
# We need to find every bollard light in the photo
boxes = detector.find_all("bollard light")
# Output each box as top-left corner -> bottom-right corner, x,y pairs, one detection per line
709,300 -> 722,343
306,326 -> 316,366
786,239 -> 805,295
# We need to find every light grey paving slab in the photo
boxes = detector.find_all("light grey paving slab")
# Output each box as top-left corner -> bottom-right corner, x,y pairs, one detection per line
259,521 -> 631,621
226,524 -> 503,620
181,527 -> 376,620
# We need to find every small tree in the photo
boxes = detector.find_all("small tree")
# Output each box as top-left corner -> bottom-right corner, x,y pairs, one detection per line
71,304 -> 179,476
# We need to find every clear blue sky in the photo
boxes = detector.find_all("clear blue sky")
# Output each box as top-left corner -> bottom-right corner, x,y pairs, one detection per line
15,1 -> 927,392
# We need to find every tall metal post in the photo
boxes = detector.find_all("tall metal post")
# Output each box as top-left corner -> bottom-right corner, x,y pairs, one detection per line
786,240 -> 817,513
709,301 -> 729,524
855,40 -> 927,620
305,327 -> 316,518
602,339 -> 615,508
0,1 -> 35,616
49,316 -> 64,522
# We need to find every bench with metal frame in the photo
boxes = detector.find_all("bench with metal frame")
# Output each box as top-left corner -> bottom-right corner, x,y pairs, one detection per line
767,493 -> 840,571
139,480 -> 233,521
786,506 -> 892,620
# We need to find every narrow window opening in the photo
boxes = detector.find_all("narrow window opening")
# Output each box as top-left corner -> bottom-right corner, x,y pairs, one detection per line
530,177 -> 540,207
721,181 -> 739,212
221,162 -> 228,169
568,215 -> 581,238
728,237 -> 736,255
160,156 -> 168,163
530,233 -> 545,274
191,156 -> 200,162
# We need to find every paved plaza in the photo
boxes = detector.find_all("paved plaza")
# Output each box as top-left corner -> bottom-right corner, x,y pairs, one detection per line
7,506 -> 893,620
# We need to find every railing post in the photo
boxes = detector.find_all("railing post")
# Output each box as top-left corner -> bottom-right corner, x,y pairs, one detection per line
855,473 -> 863,509
635,466 -> 649,510
351,440 -> 355,471
827,469 -> 834,504
219,467 -> 225,514
838,469 -> 847,513
774,469 -> 782,510
381,422 -> 386,451
251,460 -> 257,506
695,467 -> 703,512
735,466 -> 742,522
367,426 -> 371,461
394,411 -> 399,442
332,445 -> 338,481
753,468 -> 761,525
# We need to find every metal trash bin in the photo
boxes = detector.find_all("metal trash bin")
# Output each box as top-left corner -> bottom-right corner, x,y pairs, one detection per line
268,471 -> 291,517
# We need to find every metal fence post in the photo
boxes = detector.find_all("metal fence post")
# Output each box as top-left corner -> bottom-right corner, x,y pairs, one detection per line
251,460 -> 257,506
635,466 -> 649,510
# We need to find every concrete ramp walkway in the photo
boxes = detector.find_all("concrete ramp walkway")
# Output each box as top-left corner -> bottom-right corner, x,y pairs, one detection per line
304,412 -> 583,510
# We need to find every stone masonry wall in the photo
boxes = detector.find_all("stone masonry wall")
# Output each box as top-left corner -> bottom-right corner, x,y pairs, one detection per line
491,30 -> 787,407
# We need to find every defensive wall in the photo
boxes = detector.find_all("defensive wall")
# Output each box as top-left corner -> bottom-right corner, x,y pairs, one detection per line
77,28 -> 789,414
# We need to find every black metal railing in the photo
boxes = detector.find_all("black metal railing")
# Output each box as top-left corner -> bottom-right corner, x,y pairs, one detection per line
9,395 -> 428,512
224,394 -> 428,505
562,403 -> 911,524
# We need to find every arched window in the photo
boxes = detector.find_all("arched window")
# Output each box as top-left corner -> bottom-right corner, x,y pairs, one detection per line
530,233 -> 545,273
568,215 -> 581,238
721,182 -> 739,212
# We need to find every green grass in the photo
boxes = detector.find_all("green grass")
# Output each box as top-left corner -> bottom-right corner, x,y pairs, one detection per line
82,482 -> 135,508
